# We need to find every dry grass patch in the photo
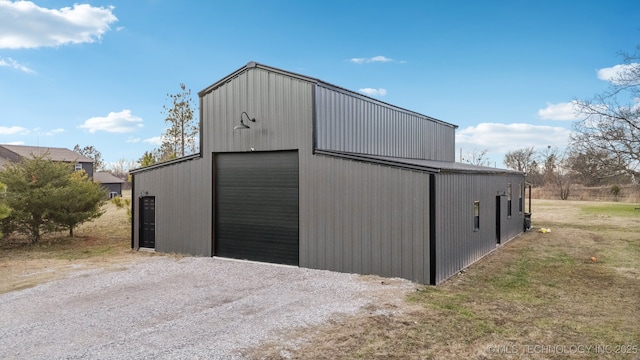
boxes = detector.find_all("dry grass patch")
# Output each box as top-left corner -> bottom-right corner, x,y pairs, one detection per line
249,200 -> 640,359
0,199 -> 154,294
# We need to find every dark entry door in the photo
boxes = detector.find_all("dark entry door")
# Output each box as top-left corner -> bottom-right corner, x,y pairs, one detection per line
139,196 -> 156,248
495,196 -> 501,244
215,151 -> 299,265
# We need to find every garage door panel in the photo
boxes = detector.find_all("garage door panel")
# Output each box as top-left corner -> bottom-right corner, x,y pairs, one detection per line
215,151 -> 299,266
216,227 -> 299,265
217,173 -> 299,188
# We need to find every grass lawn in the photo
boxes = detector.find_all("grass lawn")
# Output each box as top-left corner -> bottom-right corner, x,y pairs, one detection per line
1,198 -> 639,359
251,199 -> 640,359
0,194 -> 156,294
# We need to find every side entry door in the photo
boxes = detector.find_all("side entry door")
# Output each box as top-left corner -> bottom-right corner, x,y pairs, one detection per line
139,196 -> 156,249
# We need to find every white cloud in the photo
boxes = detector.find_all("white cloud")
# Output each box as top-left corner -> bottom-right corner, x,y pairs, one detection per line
126,136 -> 141,143
39,128 -> 66,136
537,101 -> 579,121
359,88 -> 387,96
0,57 -> 35,73
0,1 -> 118,49
349,55 -> 405,64
597,63 -> 639,84
143,136 -> 163,146
0,126 -> 29,135
79,110 -> 143,133
456,122 -> 572,162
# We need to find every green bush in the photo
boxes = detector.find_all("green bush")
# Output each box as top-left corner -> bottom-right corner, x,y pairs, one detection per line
0,154 -> 107,243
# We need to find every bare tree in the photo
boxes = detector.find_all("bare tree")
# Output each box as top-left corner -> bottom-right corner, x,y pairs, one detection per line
109,158 -> 136,179
572,47 -> 640,183
566,148 -> 630,186
74,145 -> 105,171
552,159 -> 572,200
161,83 -> 199,158
539,146 -> 572,200
461,148 -> 492,167
540,146 -> 558,185
504,147 -> 536,172
527,159 -> 544,187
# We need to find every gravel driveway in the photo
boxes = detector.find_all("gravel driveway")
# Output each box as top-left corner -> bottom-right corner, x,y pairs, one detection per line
0,256 -> 414,359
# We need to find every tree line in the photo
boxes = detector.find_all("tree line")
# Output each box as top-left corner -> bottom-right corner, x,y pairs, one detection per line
502,47 -> 639,199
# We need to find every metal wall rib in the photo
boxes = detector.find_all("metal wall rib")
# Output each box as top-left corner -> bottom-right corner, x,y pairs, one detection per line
300,154 -> 431,283
133,157 -> 211,256
202,69 -> 312,154
314,84 -> 456,161
434,172 -> 526,284
132,64 -> 526,285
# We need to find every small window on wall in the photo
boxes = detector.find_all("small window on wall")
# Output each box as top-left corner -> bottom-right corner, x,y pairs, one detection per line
473,201 -> 480,231
518,182 -> 523,213
507,183 -> 512,217
74,163 -> 82,171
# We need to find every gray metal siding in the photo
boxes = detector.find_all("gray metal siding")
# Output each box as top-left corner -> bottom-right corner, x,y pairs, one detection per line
301,154 -> 431,284
133,157 -> 211,255
315,85 -> 456,161
202,69 -> 313,154
434,172 -> 525,284
132,63 -> 523,285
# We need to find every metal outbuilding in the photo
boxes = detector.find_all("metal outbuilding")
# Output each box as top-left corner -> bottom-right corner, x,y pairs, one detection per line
130,62 -> 526,284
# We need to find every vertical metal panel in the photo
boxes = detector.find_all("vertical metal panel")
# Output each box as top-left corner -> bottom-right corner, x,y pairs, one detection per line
132,63 -> 524,285
201,68 -> 313,155
434,172 -> 526,284
301,154 -> 431,284
315,85 -> 456,161
132,157 -> 212,256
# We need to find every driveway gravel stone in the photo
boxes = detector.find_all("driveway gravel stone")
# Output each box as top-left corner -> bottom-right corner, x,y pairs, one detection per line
0,256 -> 414,359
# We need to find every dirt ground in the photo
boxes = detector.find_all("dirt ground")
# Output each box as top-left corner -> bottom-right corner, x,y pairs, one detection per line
1,199 -> 639,359
246,199 -> 640,359
0,201 -> 141,294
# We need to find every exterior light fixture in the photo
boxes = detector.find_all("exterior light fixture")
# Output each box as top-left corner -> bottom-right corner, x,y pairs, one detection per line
234,111 -> 256,130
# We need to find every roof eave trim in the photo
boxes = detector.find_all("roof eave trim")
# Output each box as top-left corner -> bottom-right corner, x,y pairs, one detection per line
314,149 -> 441,174
129,153 -> 202,175
439,168 -> 526,175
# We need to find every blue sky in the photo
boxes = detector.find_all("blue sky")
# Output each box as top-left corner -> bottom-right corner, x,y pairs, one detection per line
1,0 -> 639,169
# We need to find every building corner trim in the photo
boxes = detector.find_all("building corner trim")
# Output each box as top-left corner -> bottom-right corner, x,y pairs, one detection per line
429,173 -> 437,285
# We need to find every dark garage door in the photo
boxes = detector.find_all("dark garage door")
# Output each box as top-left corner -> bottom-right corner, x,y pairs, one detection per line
215,151 -> 299,265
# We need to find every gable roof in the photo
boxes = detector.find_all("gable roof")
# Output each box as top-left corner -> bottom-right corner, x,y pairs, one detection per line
198,61 -> 457,130
93,171 -> 126,184
0,144 -> 93,163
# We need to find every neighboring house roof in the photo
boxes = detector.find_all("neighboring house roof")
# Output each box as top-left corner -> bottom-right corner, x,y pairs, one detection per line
0,157 -> 9,169
93,171 -> 126,184
0,144 -> 94,163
